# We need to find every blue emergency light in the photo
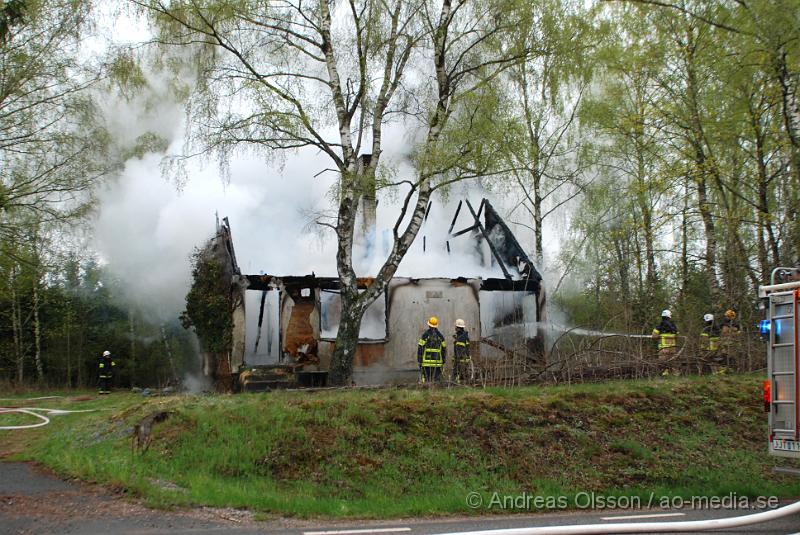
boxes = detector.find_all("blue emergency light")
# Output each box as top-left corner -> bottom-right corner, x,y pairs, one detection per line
760,320 -> 770,336
760,319 -> 784,338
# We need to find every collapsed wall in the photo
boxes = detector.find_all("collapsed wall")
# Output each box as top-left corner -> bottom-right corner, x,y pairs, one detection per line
187,199 -> 546,389
181,217 -> 244,392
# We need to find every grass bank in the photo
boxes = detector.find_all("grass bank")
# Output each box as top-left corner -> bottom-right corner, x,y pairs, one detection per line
1,374 -> 799,518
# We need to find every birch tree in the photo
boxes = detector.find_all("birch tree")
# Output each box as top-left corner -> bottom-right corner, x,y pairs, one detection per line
0,0 -> 107,256
137,0 -> 533,385
580,8 -> 670,295
502,0 -> 598,267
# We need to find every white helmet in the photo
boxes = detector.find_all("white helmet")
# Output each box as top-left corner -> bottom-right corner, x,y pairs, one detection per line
661,309 -> 672,318
703,313 -> 713,322
103,350 -> 111,356
455,319 -> 466,329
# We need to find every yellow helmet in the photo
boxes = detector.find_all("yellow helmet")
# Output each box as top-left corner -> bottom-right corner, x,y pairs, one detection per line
725,309 -> 736,319
427,316 -> 439,328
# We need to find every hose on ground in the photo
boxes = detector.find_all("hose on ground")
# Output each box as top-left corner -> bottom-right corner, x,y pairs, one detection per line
0,396 -> 63,401
0,407 -> 97,430
442,498 -> 800,534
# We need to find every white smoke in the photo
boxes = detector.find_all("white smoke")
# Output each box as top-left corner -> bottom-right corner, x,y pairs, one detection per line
87,28 -> 567,330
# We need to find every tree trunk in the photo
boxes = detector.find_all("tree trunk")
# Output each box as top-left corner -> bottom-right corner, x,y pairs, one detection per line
32,271 -> 43,383
680,175 -> 690,296
328,288 -> 364,386
775,48 -> 800,260
321,0 -> 361,386
755,133 -> 770,279
65,302 -> 71,388
632,220 -> 644,295
613,236 -> 630,303
757,218 -> 768,282
683,31 -> 720,304
76,326 -> 83,388
161,324 -> 177,385
10,264 -> 23,384
533,171 -> 544,267
522,62 -> 544,268
750,95 -> 780,275
696,172 -> 720,303
328,0 -> 454,385
775,48 -> 800,185
636,146 -> 657,289
328,175 -> 435,386
129,308 -> 136,387
328,158 -> 360,386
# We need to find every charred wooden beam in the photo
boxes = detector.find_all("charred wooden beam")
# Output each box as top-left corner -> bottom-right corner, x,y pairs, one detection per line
244,274 -> 375,292
480,278 -> 540,292
465,199 -> 513,280
253,290 -> 267,354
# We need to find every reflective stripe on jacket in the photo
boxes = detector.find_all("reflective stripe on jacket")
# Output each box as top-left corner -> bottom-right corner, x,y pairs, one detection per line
652,318 -> 678,350
700,333 -> 720,351
652,330 -> 677,350
454,329 -> 470,362
701,322 -> 720,351
418,328 -> 446,367
98,355 -> 115,377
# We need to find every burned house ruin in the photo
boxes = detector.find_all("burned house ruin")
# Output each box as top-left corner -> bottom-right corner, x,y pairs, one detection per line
195,199 -> 545,390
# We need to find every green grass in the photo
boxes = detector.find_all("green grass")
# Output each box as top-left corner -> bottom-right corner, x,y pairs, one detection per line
2,374 -> 800,518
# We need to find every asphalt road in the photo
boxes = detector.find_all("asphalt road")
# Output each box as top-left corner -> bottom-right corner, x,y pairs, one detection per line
2,462 -> 800,535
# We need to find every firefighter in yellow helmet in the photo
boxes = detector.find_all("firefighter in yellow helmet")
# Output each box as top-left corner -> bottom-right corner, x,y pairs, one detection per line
719,309 -> 741,370
721,309 -> 740,335
418,316 -> 446,384
451,319 -> 471,383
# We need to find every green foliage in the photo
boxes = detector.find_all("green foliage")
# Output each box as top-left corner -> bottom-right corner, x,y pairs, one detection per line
7,374 -> 800,518
0,0 -> 26,42
107,51 -> 149,97
557,0 -> 800,333
0,0 -> 111,259
0,244 -> 195,388
181,247 -> 232,355
122,132 -> 172,161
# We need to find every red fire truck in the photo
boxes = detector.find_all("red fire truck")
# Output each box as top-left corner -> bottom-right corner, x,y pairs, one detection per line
760,268 -> 800,458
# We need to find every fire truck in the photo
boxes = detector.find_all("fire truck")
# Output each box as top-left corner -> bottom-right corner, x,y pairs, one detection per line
759,268 -> 800,458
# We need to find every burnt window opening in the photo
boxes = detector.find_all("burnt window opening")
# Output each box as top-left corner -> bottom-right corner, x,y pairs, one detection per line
244,289 -> 281,365
479,290 -> 538,342
320,289 -> 388,341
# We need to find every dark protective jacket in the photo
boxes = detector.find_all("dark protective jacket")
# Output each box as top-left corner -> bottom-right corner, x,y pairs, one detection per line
453,328 -> 470,362
418,327 -> 446,367
652,317 -> 678,350
701,321 -> 721,351
98,354 -> 115,378
721,318 -> 740,334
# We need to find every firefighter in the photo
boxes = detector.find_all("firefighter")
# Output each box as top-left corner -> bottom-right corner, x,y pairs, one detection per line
98,350 -> 115,394
700,313 -> 722,374
721,309 -> 740,335
700,313 -> 720,352
418,316 -> 446,384
719,309 -> 741,370
652,309 -> 678,370
451,319 -> 471,383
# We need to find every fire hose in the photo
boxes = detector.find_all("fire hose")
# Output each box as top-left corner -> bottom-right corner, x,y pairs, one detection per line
0,396 -> 63,401
442,499 -> 800,534
0,407 -> 98,430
